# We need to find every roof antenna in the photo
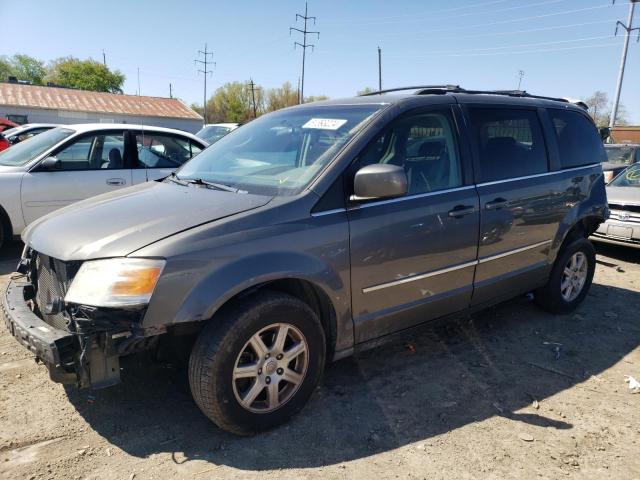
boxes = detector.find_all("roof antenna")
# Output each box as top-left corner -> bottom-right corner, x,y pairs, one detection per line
137,68 -> 147,180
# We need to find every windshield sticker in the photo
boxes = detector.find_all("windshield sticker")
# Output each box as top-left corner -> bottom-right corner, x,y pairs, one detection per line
302,118 -> 347,130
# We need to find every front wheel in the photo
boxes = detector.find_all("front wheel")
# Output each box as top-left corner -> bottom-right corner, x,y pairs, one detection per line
189,291 -> 326,435
535,237 -> 596,314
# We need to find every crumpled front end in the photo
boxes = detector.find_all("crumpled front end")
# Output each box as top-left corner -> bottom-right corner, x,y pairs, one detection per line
3,248 -> 162,389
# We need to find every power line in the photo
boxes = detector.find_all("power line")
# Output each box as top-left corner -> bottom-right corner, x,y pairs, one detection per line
334,4 -> 625,39
325,0 -> 513,25
385,34 -> 618,58
290,2 -> 319,104
326,0 -> 572,27
195,43 -> 215,123
610,0 -> 639,128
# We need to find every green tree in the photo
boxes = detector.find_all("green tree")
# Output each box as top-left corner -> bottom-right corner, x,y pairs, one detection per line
304,95 -> 329,103
0,54 -> 46,84
265,81 -> 299,112
46,57 -> 125,93
357,87 -> 376,95
205,81 -> 263,123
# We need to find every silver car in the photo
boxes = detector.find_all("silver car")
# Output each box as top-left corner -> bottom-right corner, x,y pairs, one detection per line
593,163 -> 640,247
0,124 -> 207,248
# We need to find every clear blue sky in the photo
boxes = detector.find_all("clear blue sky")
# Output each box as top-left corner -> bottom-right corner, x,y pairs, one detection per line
2,0 -> 639,122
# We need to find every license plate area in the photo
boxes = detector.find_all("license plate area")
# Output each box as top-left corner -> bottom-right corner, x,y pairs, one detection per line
607,225 -> 633,239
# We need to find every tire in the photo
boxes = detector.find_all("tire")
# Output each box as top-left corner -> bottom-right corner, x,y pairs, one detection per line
535,237 -> 596,314
189,290 -> 326,435
0,220 -> 4,250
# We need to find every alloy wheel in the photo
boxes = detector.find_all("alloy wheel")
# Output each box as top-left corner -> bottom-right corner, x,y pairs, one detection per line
232,323 -> 309,413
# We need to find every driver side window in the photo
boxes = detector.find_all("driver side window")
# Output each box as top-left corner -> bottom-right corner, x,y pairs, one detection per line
355,110 -> 462,195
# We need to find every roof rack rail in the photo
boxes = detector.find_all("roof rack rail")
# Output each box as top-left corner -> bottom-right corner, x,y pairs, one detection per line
359,85 -> 460,96
360,85 -> 588,109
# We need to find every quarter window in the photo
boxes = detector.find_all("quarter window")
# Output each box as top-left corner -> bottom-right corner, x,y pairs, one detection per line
469,109 -> 548,182
549,109 -> 606,168
355,110 -> 463,195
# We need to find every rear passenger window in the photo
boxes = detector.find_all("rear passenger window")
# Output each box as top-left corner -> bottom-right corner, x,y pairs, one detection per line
469,109 -> 548,182
549,109 -> 606,168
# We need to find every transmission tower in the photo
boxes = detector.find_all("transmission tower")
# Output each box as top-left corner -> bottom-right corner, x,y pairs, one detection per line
290,2 -> 319,104
610,0 -> 639,128
195,43 -> 215,123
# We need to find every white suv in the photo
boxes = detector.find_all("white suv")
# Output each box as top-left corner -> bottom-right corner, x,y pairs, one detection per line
0,124 -> 208,248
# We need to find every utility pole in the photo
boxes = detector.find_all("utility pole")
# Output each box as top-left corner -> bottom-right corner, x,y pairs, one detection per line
248,78 -> 261,118
290,2 -> 319,104
169,83 -> 173,98
102,50 -> 106,67
610,0 -> 639,128
517,70 -> 525,90
378,47 -> 382,91
195,43 -> 215,124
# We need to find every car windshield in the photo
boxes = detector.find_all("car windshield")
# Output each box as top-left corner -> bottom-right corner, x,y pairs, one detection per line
197,125 -> 233,144
0,127 -> 74,166
604,146 -> 636,166
177,104 -> 383,195
610,164 -> 640,188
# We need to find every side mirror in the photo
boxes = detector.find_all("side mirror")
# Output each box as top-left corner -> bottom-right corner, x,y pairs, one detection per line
352,164 -> 407,202
39,156 -> 61,171
599,127 -> 610,142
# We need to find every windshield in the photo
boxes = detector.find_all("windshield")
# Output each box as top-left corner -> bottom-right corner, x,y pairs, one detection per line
0,127 -> 74,166
610,164 -> 640,188
604,146 -> 636,166
177,105 -> 383,195
197,125 -> 233,144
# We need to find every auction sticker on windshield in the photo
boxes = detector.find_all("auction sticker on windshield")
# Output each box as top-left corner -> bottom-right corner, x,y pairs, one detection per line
302,118 -> 347,130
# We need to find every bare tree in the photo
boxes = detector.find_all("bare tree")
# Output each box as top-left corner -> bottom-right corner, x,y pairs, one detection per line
584,91 -> 628,127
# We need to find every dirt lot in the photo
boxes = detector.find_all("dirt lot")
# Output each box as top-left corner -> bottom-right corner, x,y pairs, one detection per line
0,241 -> 639,480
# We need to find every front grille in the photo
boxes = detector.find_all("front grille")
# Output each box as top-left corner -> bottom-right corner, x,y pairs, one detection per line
609,203 -> 640,214
33,253 -> 80,331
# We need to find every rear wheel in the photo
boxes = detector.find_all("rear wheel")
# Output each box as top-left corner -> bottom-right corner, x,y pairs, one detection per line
535,237 -> 595,314
189,291 -> 326,435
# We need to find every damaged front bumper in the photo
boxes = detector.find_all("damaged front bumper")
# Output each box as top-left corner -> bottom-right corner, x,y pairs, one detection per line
2,278 -> 160,389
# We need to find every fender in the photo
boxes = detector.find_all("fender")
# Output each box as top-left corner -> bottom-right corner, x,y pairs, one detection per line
548,168 -> 608,262
143,249 -> 353,351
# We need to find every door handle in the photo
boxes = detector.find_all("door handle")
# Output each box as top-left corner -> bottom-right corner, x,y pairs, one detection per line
106,178 -> 126,186
485,198 -> 508,210
448,205 -> 476,218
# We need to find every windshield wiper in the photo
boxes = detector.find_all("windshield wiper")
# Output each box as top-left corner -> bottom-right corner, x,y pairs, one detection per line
166,172 -> 189,186
183,177 -> 240,193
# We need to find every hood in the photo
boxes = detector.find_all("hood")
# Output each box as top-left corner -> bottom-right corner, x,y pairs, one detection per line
605,185 -> 640,206
23,181 -> 272,261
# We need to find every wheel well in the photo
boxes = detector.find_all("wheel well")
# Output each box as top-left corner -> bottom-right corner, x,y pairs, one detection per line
564,216 -> 601,246
232,278 -> 338,359
0,205 -> 12,243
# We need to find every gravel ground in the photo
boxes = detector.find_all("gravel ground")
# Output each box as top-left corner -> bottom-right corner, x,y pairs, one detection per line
0,240 -> 639,480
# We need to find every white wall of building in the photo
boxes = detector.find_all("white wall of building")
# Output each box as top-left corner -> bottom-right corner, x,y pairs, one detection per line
0,106 -> 202,133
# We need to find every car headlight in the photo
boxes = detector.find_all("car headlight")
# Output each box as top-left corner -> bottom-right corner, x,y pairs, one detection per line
65,258 -> 165,308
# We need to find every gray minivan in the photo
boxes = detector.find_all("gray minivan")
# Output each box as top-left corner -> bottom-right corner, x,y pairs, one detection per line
3,86 -> 608,435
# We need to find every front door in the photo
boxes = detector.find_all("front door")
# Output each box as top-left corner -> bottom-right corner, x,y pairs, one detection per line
348,107 -> 480,343
465,107 -> 557,305
21,130 -> 132,224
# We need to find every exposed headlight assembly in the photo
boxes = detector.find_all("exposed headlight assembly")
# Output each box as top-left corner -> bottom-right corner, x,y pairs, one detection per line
65,258 -> 165,308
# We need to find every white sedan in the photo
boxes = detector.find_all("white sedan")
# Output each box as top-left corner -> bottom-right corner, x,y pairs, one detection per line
0,124 -> 207,248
